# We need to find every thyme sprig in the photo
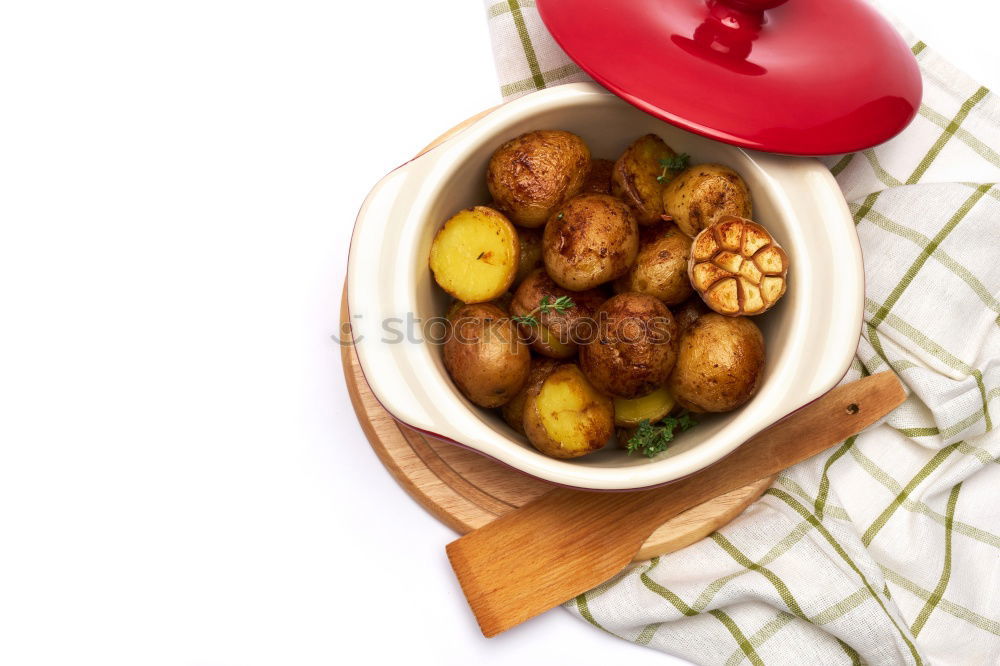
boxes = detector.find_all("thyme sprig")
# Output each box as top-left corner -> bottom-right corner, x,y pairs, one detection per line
626,413 -> 698,458
511,295 -> 575,327
656,153 -> 690,184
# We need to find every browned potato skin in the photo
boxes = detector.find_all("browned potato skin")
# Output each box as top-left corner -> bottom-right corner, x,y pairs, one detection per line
513,227 -> 544,288
674,297 -> 710,334
487,130 -> 591,228
582,158 -> 614,194
612,134 -> 680,226
543,193 -> 639,291
511,268 -> 606,358
443,303 -> 530,408
669,313 -> 765,413
662,164 -> 752,237
580,293 -> 679,399
500,357 -> 562,434
445,292 -> 513,320
614,222 -> 693,305
523,364 -> 614,459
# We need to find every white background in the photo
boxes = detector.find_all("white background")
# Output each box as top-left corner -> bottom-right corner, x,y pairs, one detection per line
0,1 -> 997,665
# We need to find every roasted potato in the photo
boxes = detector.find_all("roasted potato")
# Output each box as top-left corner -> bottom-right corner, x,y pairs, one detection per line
580,293 -> 678,399
613,387 -> 676,427
582,158 -> 614,194
500,357 -> 562,434
429,206 -> 520,303
614,222 -> 693,305
486,130 -> 591,228
514,227 -> 544,287
543,193 -> 639,291
523,364 -> 614,459
669,313 -> 764,413
612,134 -> 682,226
662,164 -> 752,237
511,268 -> 606,358
443,303 -> 530,408
689,216 -> 789,316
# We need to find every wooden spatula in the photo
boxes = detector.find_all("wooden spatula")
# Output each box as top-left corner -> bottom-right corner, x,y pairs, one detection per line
447,371 -> 905,637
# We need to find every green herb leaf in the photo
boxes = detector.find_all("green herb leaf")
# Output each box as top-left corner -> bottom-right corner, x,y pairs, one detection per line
656,153 -> 691,184
519,295 -> 575,325
626,414 -> 698,458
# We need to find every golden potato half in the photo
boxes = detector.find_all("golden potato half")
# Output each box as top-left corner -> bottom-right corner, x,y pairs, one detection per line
500,356 -> 562,435
669,313 -> 765,413
524,364 -> 614,459
662,164 -> 752,237
613,387 -> 676,427
486,130 -> 591,228
689,216 -> 789,316
612,134 -> 681,225
614,222 -> 693,305
580,292 -> 678,399
543,193 -> 639,291
429,206 -> 520,304
443,303 -> 530,408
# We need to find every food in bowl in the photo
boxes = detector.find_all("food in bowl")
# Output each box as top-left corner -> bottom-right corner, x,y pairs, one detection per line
441,302 -> 530,408
669,314 -> 766,413
542,193 -> 639,290
614,222 -> 693,305
428,128 -> 790,460
689,217 -> 790,316
486,129 -> 591,228
612,134 -> 688,226
662,163 -> 753,237
429,206 -> 520,303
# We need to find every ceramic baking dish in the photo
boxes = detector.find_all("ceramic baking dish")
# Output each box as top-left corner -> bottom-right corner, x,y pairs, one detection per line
347,82 -> 863,491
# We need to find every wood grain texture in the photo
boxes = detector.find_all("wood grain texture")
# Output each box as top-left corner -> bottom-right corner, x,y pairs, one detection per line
447,372 -> 906,637
341,290 -> 773,556
340,108 -> 776,563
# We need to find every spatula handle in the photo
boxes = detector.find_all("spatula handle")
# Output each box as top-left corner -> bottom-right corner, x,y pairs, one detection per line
447,372 -> 906,637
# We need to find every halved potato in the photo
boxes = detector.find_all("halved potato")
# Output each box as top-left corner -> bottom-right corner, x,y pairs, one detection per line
613,387 -> 676,427
500,357 -> 562,434
429,206 -> 520,303
524,364 -> 614,459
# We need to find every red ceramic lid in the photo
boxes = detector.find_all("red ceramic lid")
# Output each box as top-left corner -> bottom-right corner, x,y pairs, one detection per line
536,0 -> 922,155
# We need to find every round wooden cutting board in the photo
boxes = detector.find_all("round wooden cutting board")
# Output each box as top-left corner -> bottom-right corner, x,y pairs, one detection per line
340,110 -> 774,561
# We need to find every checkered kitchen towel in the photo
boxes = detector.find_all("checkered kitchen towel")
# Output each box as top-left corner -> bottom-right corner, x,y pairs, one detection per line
484,2 -> 1000,664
